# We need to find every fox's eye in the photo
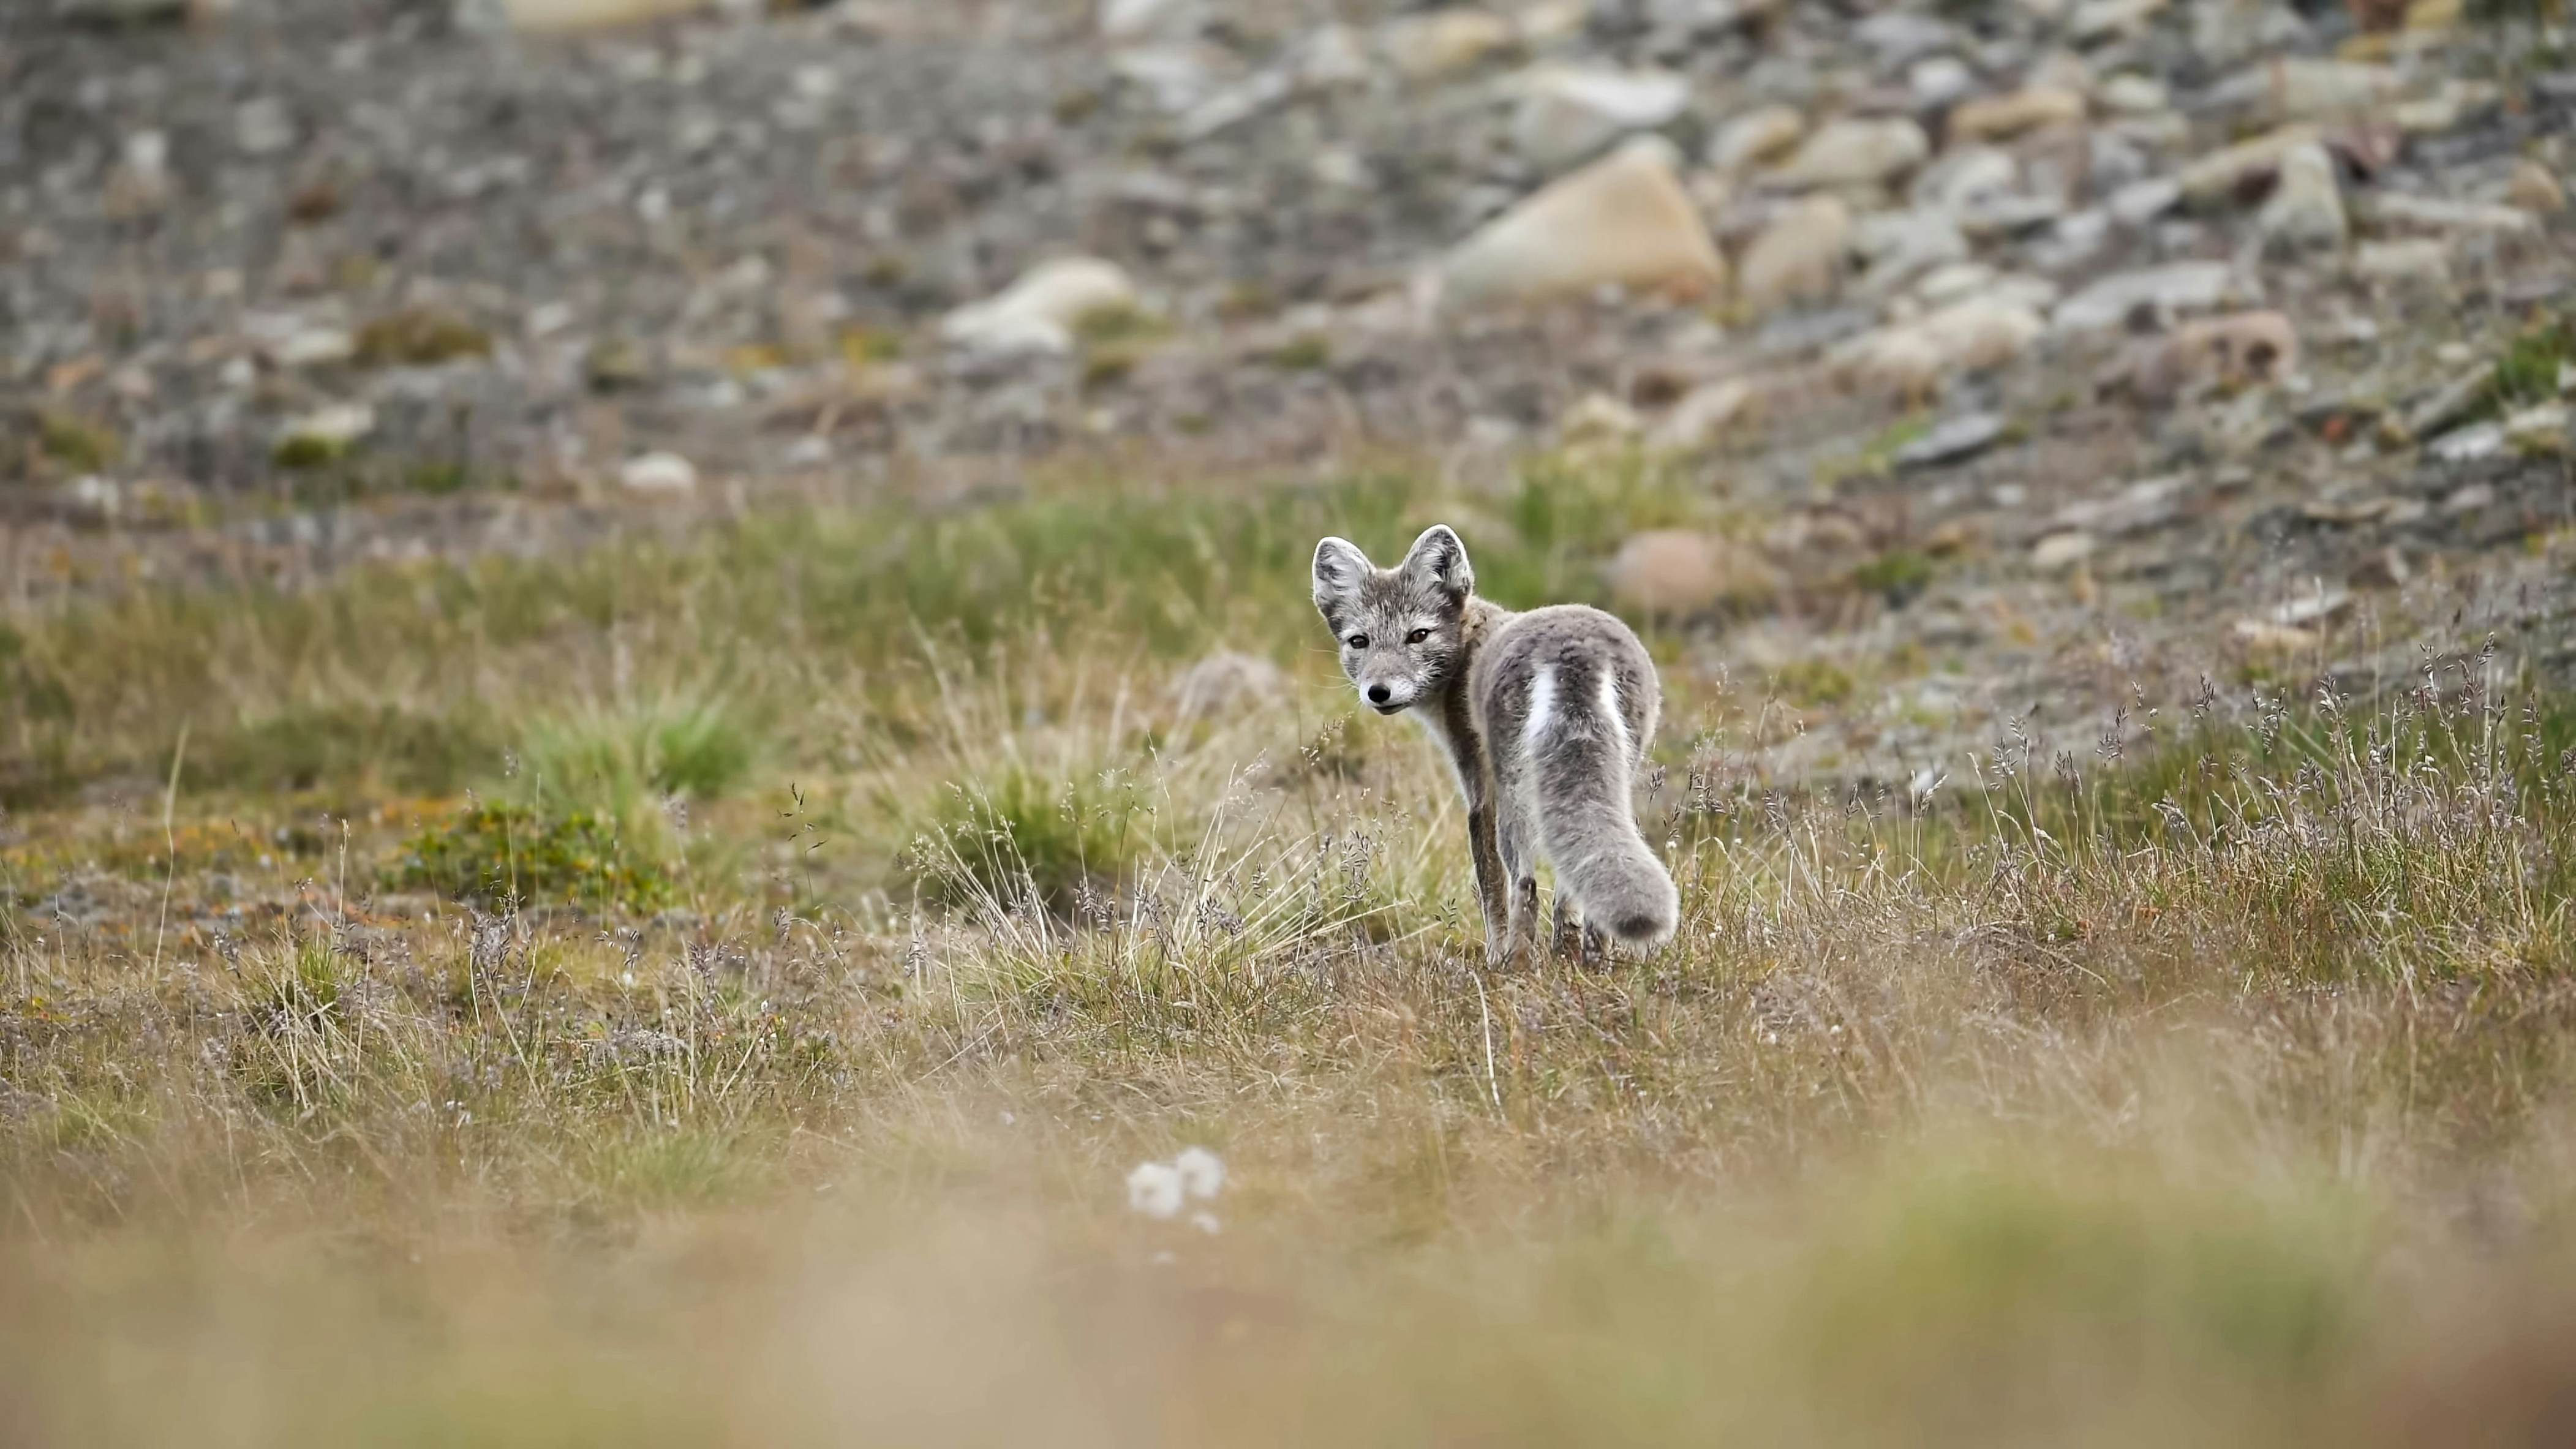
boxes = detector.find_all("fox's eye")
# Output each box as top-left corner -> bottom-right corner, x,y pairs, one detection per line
1346,634 -> 1369,650
1406,628 -> 1431,644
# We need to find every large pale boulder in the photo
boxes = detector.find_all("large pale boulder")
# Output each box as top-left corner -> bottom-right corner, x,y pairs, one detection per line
1738,195 -> 1851,314
1431,138 -> 1726,314
941,258 -> 1139,356
1606,530 -> 1776,617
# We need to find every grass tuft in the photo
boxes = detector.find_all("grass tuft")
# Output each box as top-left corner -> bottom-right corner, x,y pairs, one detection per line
390,801 -> 676,910
516,693 -> 764,826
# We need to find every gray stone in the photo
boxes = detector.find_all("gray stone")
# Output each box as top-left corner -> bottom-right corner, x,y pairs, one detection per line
1853,10 -> 1956,66
2107,176 -> 2181,227
2352,238 -> 2450,285
2096,72 -> 2168,113
1510,66 -> 1692,172
2068,0 -> 2166,41
1908,56 -> 1976,108
1112,46 -> 1223,113
1769,118 -> 1929,190
1181,68 -> 1297,142
2257,141 -> 2346,254
1894,412 -> 2006,470
1101,0 -> 1192,40
1380,8 -> 1516,81
236,97 -> 296,157
2428,421 -> 2504,464
2052,261 -> 2239,331
2178,125 -> 2320,204
2031,530 -> 2097,569
943,258 -> 1139,356
1170,650 -> 1287,717
2368,193 -> 2542,235
1738,194 -> 1851,313
2404,364 -> 2496,439
1915,146 -> 2020,216
620,450 -> 699,494
1709,105 -> 1805,174
1652,378 -> 1757,451
1851,209 -> 1971,298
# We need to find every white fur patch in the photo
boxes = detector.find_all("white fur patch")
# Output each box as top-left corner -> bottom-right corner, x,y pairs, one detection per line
1523,666 -> 1556,750
1598,671 -> 1630,758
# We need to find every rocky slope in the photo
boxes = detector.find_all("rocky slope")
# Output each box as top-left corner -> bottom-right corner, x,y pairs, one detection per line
4,0 -> 2572,783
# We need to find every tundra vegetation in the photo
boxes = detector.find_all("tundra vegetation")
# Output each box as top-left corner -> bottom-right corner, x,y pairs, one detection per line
6,457 -> 2575,1447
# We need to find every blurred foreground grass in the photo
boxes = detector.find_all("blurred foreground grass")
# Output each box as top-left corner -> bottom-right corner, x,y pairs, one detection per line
4,459 -> 2576,1445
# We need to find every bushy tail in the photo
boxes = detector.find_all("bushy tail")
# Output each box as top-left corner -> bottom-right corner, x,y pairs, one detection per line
1534,691 -> 1678,953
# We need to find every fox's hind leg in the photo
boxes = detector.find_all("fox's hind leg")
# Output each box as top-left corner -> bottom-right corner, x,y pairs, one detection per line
1495,799 -> 1542,969
1508,875 -> 1540,969
1551,894 -> 1610,966
1550,892 -> 1590,963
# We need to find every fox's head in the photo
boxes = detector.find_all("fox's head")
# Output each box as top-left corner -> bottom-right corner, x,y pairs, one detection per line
1311,525 -> 1474,717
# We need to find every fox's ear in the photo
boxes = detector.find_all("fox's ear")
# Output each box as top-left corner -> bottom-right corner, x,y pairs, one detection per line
1313,536 -> 1373,617
1399,524 -> 1473,602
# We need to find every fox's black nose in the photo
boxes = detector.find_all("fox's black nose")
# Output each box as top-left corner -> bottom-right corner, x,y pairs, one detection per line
1366,683 -> 1391,705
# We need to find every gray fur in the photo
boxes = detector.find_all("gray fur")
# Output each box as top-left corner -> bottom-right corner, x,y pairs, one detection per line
1312,526 -> 1679,966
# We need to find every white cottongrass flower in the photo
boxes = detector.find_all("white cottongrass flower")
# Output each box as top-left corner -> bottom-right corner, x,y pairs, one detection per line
1172,1146 -> 1226,1200
1126,1162 -> 1186,1220
1127,1147 -> 1226,1222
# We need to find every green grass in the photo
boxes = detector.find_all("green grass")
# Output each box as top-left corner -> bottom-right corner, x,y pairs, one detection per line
516,693 -> 764,823
200,702 -> 498,796
36,410 -> 123,472
1260,334 -> 1332,371
8,454 -> 2576,1447
910,759 -> 1151,916
2486,305 -> 2572,413
352,307 -> 494,369
0,458 -> 1732,813
390,801 -> 677,910
1851,548 -> 1936,604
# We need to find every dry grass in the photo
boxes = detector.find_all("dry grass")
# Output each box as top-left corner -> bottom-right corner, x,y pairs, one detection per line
5,469 -> 2576,1446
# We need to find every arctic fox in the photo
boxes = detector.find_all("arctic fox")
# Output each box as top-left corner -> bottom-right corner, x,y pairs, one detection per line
1312,524 -> 1679,966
